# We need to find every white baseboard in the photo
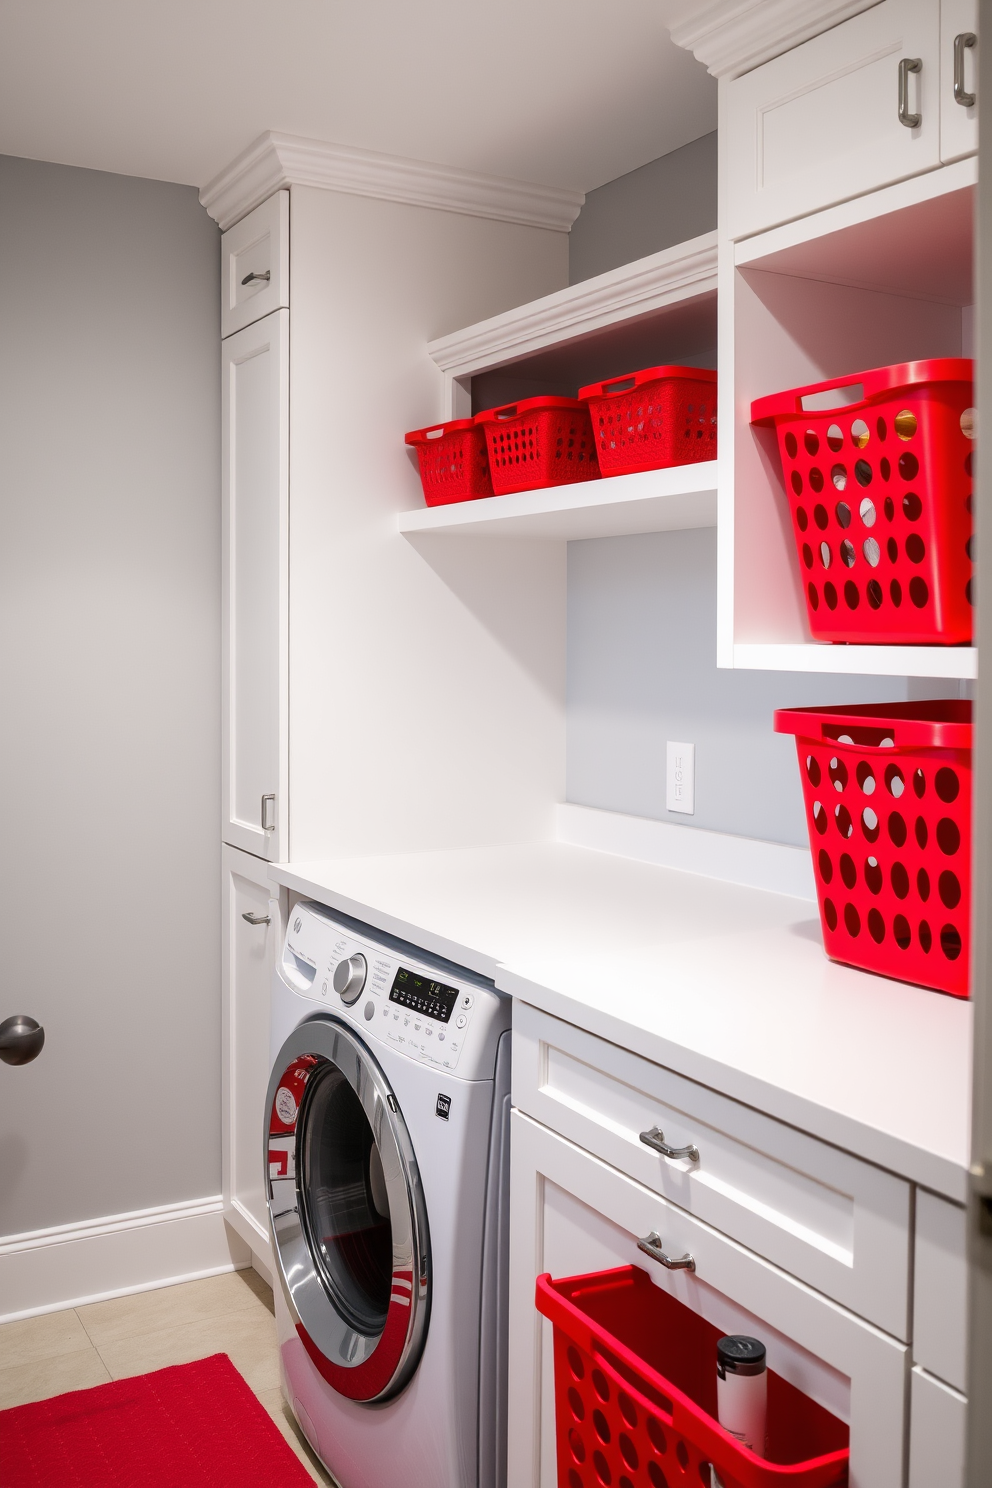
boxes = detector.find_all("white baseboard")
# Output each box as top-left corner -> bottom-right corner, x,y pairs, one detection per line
0,1196 -> 251,1324
557,802 -> 816,901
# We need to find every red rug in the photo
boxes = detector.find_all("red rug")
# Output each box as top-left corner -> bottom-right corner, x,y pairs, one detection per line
0,1353 -> 316,1486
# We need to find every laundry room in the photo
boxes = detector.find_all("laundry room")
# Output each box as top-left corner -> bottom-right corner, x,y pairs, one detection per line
0,3 -> 989,1487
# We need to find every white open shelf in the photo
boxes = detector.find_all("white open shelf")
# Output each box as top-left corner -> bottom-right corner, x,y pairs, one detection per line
733,642 -> 977,680
397,461 -> 717,541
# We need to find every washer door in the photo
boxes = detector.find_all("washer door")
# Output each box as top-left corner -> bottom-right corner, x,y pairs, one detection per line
265,1017 -> 431,1402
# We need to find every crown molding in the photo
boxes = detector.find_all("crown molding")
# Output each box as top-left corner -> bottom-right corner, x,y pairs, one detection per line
662,0 -> 880,78
200,131 -> 584,234
428,230 -> 717,379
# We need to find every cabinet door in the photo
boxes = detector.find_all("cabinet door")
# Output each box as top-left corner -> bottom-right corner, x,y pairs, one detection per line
222,843 -> 283,1278
914,1188 -> 968,1390
222,309 -> 289,862
508,1111 -> 907,1488
940,0 -> 978,161
725,0 -> 940,240
908,1365 -> 966,1487
221,191 -> 289,339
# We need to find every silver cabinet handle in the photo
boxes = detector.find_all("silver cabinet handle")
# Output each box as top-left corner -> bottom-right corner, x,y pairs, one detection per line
242,911 -> 271,925
241,270 -> 271,285
637,1231 -> 695,1272
639,1125 -> 700,1163
954,32 -> 977,108
261,794 -> 276,832
898,56 -> 922,128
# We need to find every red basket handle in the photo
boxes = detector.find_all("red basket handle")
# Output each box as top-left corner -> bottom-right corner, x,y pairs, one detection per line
752,358 -> 973,425
599,376 -> 637,396
495,405 -> 518,420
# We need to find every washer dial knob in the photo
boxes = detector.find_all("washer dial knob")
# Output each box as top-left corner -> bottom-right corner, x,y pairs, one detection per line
333,953 -> 367,1005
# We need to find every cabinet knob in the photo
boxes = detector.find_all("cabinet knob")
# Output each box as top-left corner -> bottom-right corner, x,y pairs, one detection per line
241,270 -> 271,286
637,1231 -> 695,1272
0,1015 -> 45,1066
639,1125 -> 700,1164
954,32 -> 977,109
898,56 -> 922,129
242,912 -> 271,926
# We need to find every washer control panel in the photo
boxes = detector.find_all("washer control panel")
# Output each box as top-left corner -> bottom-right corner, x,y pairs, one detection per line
280,902 -> 507,1080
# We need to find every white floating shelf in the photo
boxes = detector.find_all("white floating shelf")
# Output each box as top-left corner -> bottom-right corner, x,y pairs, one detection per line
397,462 -> 718,541
733,642 -> 977,680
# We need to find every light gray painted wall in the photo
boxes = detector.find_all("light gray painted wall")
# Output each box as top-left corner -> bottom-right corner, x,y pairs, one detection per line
569,132 -> 717,285
0,155 -> 221,1233
567,529 -> 961,847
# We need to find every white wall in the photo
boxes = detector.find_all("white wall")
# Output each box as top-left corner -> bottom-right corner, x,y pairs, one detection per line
0,156 -> 223,1234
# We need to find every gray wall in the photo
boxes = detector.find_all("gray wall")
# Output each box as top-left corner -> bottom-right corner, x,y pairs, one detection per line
569,132 -> 717,285
567,529 -> 961,847
0,156 -> 221,1233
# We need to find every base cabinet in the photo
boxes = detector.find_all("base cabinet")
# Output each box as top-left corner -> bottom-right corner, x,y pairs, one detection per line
508,1109 -> 907,1488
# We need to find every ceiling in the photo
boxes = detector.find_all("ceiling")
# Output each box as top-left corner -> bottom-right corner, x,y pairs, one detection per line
0,0 -> 715,197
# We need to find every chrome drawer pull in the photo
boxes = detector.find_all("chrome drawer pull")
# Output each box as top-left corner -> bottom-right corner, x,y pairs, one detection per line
637,1231 -> 695,1272
639,1125 -> 700,1163
898,56 -> 922,128
241,911 -> 271,925
954,32 -> 977,108
241,270 -> 271,285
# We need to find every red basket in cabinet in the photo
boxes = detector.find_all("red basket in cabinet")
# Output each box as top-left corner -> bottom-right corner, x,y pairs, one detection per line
405,418 -> 494,506
578,365 -> 717,475
536,1265 -> 849,1488
775,700 -> 972,998
751,359 -> 974,645
475,396 -> 599,495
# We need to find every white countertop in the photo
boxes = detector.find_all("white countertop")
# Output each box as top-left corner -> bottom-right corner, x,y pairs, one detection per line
270,841 -> 972,1201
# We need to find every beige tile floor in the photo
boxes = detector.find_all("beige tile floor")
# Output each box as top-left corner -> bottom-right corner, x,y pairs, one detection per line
0,1268 -> 335,1486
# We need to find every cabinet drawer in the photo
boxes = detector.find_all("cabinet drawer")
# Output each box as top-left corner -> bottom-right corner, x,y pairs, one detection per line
512,1003 -> 911,1338
725,0 -> 940,240
221,191 -> 289,338
508,1111 -> 908,1488
908,1365 -> 966,1487
914,1188 -> 967,1389
940,0 -> 978,163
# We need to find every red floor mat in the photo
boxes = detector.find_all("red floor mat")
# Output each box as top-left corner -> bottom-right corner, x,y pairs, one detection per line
0,1352 -> 315,1487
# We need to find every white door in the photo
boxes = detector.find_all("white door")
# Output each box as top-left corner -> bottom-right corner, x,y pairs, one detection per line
940,0 -> 979,161
222,309 -> 289,861
222,843 -> 283,1277
725,0 -> 941,240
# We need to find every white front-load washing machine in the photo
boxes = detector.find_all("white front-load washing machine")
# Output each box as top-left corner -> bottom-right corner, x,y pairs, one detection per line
266,900 -> 511,1488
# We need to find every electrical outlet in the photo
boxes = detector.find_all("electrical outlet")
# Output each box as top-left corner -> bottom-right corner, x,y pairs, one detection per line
666,741 -> 695,815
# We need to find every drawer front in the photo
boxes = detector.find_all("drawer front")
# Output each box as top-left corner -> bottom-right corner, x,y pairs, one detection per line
221,191 -> 289,338
908,1365 -> 966,1487
508,1111 -> 908,1488
512,1003 -> 911,1338
939,0 -> 978,163
725,0 -> 940,241
914,1188 -> 967,1390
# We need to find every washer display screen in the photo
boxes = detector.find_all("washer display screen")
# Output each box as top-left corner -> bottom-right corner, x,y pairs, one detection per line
389,967 -> 459,1023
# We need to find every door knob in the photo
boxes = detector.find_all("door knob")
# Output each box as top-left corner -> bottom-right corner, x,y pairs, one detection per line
0,1015 -> 45,1066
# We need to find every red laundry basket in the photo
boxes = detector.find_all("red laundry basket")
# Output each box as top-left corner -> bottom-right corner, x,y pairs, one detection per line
775,701 -> 972,998
579,365 -> 717,475
475,397 -> 599,495
405,419 -> 494,505
751,360 -> 974,644
536,1266 -> 849,1488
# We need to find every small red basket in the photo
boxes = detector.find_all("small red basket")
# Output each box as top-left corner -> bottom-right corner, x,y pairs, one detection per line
751,359 -> 974,644
775,701 -> 971,998
579,365 -> 717,476
475,397 -> 599,495
405,419 -> 494,506
536,1266 -> 848,1488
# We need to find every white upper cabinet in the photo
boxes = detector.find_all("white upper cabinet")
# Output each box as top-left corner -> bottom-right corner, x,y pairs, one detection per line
726,0 -> 941,240
222,306 -> 289,861
221,190 -> 289,339
940,0 -> 978,161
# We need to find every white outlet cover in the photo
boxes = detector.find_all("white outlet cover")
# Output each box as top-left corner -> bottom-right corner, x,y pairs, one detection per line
666,741 -> 695,815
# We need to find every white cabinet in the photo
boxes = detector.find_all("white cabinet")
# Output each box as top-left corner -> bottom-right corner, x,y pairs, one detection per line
221,190 -> 289,338
940,0 -> 979,161
221,306 -> 289,862
508,1109 -> 908,1488
221,843 -> 284,1278
908,1364 -> 967,1487
914,1188 -> 969,1390
726,0 -> 942,239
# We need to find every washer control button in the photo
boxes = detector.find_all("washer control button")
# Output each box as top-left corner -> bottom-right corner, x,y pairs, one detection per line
455,1013 -> 468,1029
363,1001 -> 375,1021
333,954 -> 367,1005
438,1032 -> 445,1042
459,992 -> 474,1010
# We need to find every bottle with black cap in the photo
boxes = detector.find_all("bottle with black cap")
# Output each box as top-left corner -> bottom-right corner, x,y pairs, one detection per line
716,1334 -> 767,1455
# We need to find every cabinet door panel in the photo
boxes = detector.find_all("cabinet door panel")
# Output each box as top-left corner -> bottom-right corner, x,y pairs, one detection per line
725,0 -> 940,240
221,191 -> 289,339
908,1365 -> 966,1487
222,310 -> 288,861
508,1111 -> 907,1488
914,1188 -> 968,1390
940,0 -> 978,162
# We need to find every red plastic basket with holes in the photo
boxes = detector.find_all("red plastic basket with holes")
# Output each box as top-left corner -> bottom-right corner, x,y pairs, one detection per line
751,360 -> 974,645
536,1266 -> 849,1488
578,365 -> 717,476
405,419 -> 494,506
474,397 -> 599,495
775,701 -> 971,998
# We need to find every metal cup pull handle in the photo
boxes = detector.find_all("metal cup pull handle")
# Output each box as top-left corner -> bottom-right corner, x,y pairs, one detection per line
954,32 -> 977,108
898,56 -> 923,128
241,270 -> 271,285
639,1125 -> 700,1163
242,912 -> 271,925
637,1231 -> 695,1272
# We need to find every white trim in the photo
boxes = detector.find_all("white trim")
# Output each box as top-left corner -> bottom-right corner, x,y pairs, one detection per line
733,642 -> 978,679
663,0 -> 881,79
427,233 -> 718,379
200,131 -> 584,234
0,1196 -> 250,1324
556,802 -> 816,900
